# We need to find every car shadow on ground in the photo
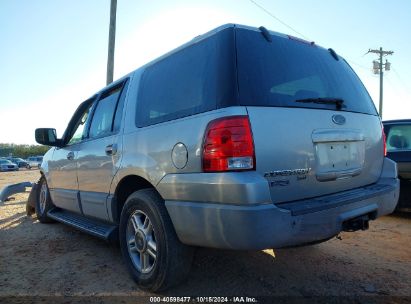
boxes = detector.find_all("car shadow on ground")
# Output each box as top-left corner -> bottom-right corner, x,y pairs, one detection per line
389,211 -> 411,219
0,199 -> 29,208
160,242 -> 382,297
0,211 -> 27,226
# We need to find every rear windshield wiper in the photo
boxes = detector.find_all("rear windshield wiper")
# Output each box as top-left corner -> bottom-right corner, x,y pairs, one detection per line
295,97 -> 345,110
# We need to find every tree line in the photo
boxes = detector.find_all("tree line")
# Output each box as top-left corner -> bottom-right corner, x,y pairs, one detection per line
0,143 -> 50,159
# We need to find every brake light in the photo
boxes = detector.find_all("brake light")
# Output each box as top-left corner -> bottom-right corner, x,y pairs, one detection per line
382,125 -> 387,156
202,116 -> 255,172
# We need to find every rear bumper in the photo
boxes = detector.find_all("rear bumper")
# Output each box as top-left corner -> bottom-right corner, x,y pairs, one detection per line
163,158 -> 399,249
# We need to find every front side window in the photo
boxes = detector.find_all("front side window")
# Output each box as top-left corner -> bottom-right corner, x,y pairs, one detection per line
89,86 -> 122,139
68,104 -> 93,145
386,124 -> 411,152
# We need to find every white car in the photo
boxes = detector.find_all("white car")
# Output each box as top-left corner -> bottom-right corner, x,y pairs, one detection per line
0,159 -> 19,172
26,156 -> 43,169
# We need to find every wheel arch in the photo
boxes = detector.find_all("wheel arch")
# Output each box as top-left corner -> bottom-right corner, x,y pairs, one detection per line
112,175 -> 159,224
35,170 -> 48,190
39,170 -> 46,179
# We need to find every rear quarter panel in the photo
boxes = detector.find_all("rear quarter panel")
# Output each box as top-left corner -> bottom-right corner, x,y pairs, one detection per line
111,71 -> 248,192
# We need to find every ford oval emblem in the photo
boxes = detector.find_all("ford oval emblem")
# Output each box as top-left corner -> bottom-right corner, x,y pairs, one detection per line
332,114 -> 346,125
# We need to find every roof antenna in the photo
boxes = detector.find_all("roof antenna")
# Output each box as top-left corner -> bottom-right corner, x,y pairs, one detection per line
259,26 -> 272,42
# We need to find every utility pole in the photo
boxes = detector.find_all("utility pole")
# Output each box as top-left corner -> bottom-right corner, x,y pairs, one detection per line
367,47 -> 393,119
106,0 -> 117,85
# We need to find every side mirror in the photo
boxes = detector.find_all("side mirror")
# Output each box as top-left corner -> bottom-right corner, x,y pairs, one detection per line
35,128 -> 62,147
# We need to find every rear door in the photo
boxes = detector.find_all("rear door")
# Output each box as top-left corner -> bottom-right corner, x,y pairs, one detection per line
76,80 -> 128,221
235,27 -> 383,203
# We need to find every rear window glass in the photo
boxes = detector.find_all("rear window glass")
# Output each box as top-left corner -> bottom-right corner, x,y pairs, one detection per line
236,28 -> 377,115
136,28 -> 236,127
386,124 -> 411,152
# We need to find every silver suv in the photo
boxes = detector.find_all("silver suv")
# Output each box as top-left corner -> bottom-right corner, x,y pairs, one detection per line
33,24 -> 399,291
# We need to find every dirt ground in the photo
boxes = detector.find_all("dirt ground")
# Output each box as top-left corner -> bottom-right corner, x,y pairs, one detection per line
0,170 -> 410,303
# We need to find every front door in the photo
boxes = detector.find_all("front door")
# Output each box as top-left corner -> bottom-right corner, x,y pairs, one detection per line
48,99 -> 94,213
48,146 -> 80,212
76,81 -> 127,221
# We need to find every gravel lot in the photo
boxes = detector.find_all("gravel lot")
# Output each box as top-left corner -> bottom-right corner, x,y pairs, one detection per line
0,170 -> 410,303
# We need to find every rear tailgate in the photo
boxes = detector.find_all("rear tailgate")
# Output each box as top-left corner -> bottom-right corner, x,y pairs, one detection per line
247,107 -> 383,203
234,26 -> 383,203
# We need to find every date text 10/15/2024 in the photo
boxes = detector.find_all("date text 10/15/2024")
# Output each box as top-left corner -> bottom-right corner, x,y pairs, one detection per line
149,296 -> 258,303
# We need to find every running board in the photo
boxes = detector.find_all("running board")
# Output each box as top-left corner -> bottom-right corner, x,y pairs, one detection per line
47,208 -> 118,241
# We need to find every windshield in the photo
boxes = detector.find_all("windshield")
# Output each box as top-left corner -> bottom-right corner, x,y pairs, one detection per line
236,28 -> 377,115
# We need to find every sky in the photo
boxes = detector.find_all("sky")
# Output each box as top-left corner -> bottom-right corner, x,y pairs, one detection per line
1,0 -> 410,144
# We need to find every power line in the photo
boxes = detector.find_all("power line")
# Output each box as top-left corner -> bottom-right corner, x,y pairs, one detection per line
391,67 -> 411,95
346,59 -> 371,71
248,0 -> 310,40
247,0 -> 370,75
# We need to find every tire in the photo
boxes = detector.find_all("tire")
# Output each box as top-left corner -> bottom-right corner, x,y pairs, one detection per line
26,165 -> 31,170
119,189 -> 194,291
35,177 -> 55,223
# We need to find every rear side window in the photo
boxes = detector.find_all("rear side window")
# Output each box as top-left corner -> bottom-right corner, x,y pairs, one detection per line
236,28 -> 377,115
386,124 -> 411,152
136,28 -> 236,127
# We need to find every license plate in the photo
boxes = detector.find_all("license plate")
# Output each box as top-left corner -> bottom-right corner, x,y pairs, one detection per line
314,141 -> 365,181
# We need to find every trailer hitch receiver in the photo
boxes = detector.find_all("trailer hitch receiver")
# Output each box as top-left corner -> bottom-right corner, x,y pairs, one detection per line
342,214 -> 370,232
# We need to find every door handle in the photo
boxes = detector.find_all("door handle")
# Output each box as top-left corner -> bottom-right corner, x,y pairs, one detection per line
67,151 -> 74,160
105,144 -> 118,156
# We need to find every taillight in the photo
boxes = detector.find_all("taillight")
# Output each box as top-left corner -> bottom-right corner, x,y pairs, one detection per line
202,116 -> 255,172
382,125 -> 387,156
